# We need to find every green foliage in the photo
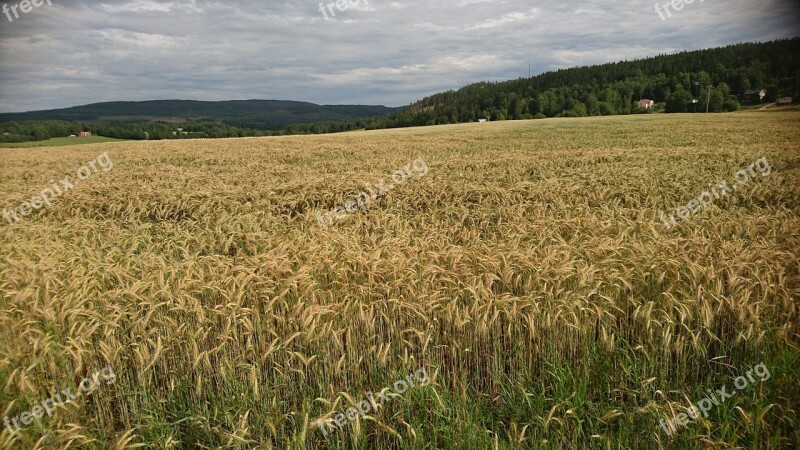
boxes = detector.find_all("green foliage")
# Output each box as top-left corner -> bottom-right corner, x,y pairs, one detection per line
723,99 -> 741,112
0,136 -> 124,148
351,38 -> 799,130
0,120 -> 85,143
0,100 -> 398,131
1,39 -> 797,141
666,89 -> 694,113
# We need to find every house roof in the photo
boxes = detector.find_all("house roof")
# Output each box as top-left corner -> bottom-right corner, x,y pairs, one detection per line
639,99 -> 653,103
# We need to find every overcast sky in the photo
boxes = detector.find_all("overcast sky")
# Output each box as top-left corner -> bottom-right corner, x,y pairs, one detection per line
0,0 -> 797,112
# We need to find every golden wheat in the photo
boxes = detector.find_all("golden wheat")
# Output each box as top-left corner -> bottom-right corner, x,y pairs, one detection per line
0,111 -> 798,449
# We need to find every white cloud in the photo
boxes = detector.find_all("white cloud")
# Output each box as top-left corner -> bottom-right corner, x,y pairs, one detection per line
0,0 -> 797,111
467,8 -> 540,30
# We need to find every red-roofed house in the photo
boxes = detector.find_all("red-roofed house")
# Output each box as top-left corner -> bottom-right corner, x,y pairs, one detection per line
79,131 -> 92,137
638,99 -> 655,109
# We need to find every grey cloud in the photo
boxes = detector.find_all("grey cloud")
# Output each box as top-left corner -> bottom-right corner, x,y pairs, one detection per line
0,0 -> 797,112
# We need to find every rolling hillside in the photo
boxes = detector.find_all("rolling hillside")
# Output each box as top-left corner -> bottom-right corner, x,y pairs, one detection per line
0,100 -> 399,130
362,38 -> 800,129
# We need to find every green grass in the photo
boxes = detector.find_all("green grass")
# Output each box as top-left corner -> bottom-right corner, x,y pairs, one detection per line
0,136 -> 125,148
0,112 -> 798,449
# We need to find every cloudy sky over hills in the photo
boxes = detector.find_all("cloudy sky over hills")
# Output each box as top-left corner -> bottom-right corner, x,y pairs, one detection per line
0,0 -> 798,112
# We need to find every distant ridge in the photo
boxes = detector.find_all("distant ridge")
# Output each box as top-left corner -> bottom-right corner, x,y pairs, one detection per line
0,100 -> 399,130
3,38 -> 798,140
359,38 -> 800,129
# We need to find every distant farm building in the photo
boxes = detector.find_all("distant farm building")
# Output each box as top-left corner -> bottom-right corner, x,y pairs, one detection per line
777,97 -> 793,105
743,89 -> 766,103
477,119 -> 487,123
638,99 -> 655,109
79,131 -> 92,137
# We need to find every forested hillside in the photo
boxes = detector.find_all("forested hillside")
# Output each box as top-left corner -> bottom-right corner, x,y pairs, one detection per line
0,100 -> 397,128
2,39 -> 798,142
0,100 -> 396,142
363,38 -> 799,129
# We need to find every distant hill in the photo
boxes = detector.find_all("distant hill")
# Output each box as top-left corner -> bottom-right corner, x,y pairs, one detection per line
4,38 -> 798,142
358,38 -> 800,129
0,100 -> 399,130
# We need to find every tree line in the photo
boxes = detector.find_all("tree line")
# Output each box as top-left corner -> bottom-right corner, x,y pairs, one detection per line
355,38 -> 798,129
2,38 -> 797,143
0,120 -> 277,143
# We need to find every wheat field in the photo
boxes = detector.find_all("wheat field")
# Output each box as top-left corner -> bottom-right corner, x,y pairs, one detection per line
1,111 -> 799,449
